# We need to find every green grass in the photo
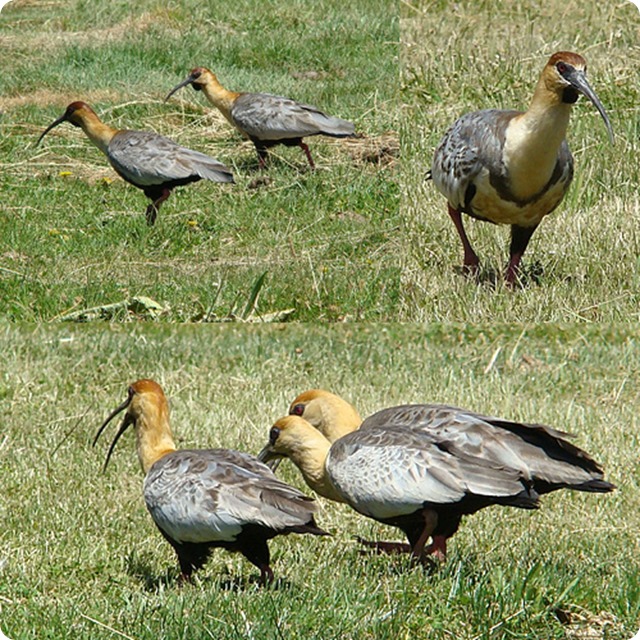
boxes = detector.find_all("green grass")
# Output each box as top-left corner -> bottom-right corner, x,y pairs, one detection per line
0,0 -> 399,322
400,0 -> 640,321
0,323 -> 637,639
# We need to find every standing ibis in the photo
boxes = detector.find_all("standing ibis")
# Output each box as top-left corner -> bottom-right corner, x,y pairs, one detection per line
165,67 -> 355,168
94,379 -> 327,584
260,393 -> 614,564
429,51 -> 614,284
38,102 -> 234,225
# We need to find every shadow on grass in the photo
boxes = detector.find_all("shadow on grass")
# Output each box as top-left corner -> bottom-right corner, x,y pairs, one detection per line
452,259 -> 546,288
126,552 -> 296,593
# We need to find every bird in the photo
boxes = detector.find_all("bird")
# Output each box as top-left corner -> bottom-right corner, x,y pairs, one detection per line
165,67 -> 356,169
93,379 -> 327,584
429,51 -> 614,285
259,392 -> 615,564
37,101 -> 234,225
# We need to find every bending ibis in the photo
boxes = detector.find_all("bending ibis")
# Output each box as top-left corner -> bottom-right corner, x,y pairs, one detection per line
259,392 -> 614,564
429,51 -> 613,284
165,67 -> 355,168
38,102 -> 234,225
94,379 -> 327,584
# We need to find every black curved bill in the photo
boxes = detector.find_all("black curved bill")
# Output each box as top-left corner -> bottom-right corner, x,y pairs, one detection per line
164,73 -> 198,102
257,443 -> 284,471
93,387 -> 135,472
36,112 -> 68,147
567,68 -> 614,144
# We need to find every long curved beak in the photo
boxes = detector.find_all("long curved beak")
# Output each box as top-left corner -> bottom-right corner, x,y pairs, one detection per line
567,69 -> 614,144
257,442 -> 285,471
93,389 -> 134,473
164,73 -> 199,103
36,112 -> 68,147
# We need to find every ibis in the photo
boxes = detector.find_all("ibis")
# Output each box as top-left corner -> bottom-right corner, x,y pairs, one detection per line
165,67 -> 355,168
38,102 -> 234,225
94,379 -> 327,584
260,391 -> 615,564
429,51 -> 613,284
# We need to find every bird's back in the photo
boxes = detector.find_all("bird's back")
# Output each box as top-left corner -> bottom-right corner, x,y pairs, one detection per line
108,130 -> 234,187
359,404 -> 614,495
231,93 -> 355,141
144,448 -> 322,545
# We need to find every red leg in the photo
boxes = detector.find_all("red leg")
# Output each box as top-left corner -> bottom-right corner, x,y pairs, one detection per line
256,147 -> 269,170
447,204 -> 479,274
299,141 -> 315,169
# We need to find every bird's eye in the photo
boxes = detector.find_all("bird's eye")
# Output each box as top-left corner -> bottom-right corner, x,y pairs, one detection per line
290,404 -> 305,416
269,426 -> 281,445
556,61 -> 568,74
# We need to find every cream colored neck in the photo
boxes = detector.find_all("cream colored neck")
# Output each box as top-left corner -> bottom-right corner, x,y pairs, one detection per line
502,80 -> 572,200
287,434 -> 344,502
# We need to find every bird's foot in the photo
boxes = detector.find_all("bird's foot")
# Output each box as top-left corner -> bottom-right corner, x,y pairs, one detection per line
423,536 -> 447,562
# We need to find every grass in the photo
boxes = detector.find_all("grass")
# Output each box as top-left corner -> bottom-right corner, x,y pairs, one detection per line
0,323 -> 638,639
0,0 -> 399,322
400,0 -> 640,321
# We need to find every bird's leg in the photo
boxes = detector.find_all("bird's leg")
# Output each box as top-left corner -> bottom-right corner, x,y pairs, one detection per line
299,141 -> 316,169
240,537 -> 274,586
259,564 -> 275,586
255,145 -> 269,170
176,551 -> 195,584
447,204 -> 479,275
409,509 -> 438,567
355,536 -> 412,555
145,188 -> 172,226
506,223 -> 538,285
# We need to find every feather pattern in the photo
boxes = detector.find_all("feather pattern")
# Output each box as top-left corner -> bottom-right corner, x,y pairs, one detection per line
231,93 -> 355,141
327,425 -> 535,521
108,130 -> 234,187
359,404 -> 608,491
145,448 -> 319,544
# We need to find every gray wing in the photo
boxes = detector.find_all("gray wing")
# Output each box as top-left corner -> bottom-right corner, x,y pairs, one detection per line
430,109 -> 518,211
327,426 -> 529,520
231,93 -> 355,141
144,449 -> 317,545
107,130 -> 234,186
360,404 -> 608,491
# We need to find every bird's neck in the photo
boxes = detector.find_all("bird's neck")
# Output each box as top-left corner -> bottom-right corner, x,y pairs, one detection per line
78,114 -> 118,155
135,411 -> 177,475
288,434 -> 345,502
502,81 -> 572,200
200,77 -> 242,126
